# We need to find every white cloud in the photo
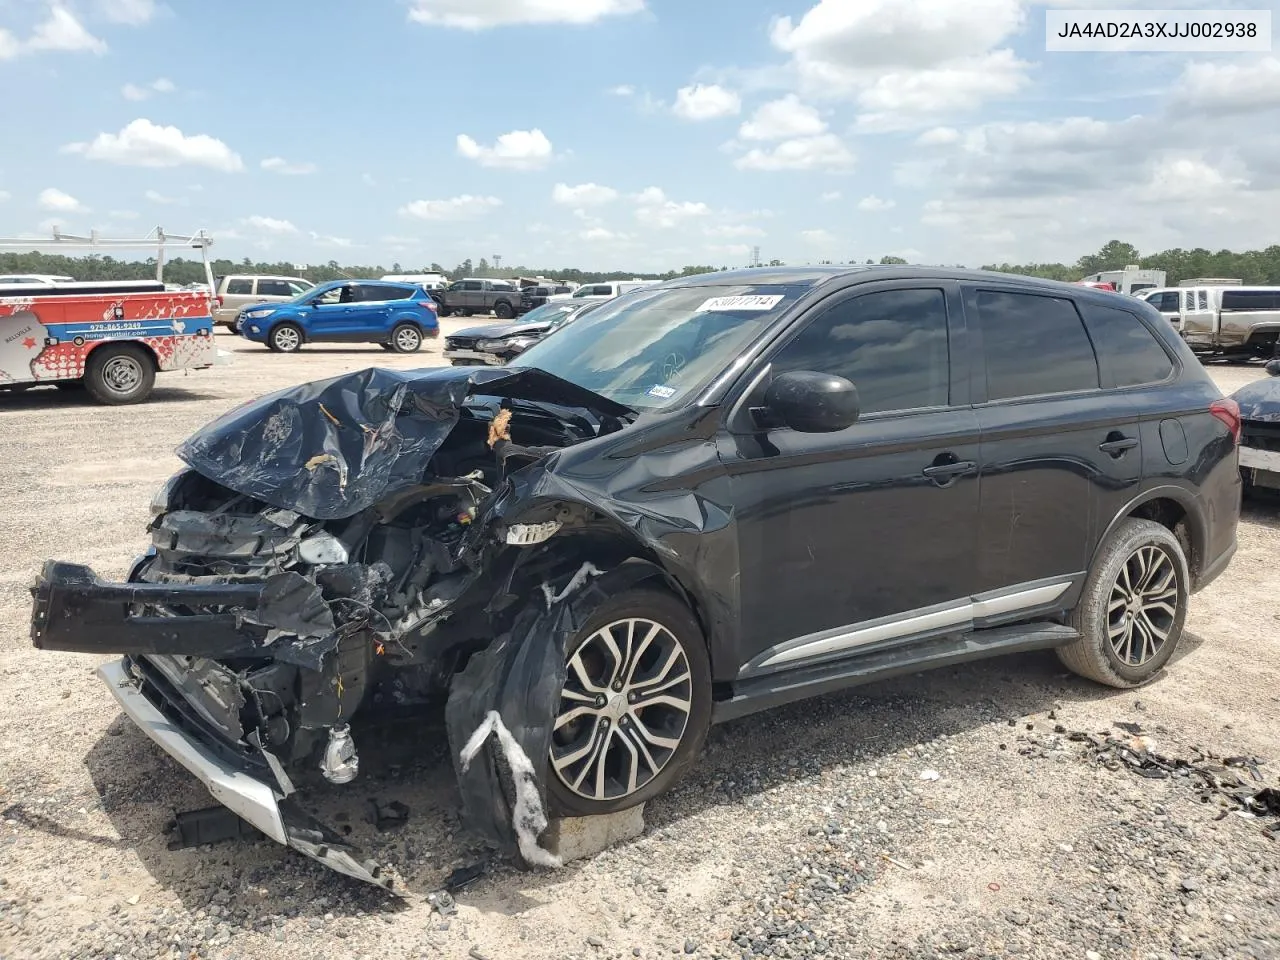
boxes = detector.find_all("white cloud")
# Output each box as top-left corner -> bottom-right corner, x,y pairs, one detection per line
97,0 -> 157,24
0,6 -> 106,59
704,224 -> 766,238
309,231 -> 354,248
633,187 -> 710,228
399,195 -> 504,221
801,228 -> 836,245
770,0 -> 1028,124
581,227 -> 630,242
672,84 -> 741,121
261,157 -> 318,175
857,195 -> 895,211
38,188 -> 87,213
122,77 -> 175,100
734,133 -> 855,171
738,95 -> 826,140
408,0 -> 643,29
821,190 -> 842,201
144,189 -> 186,205
917,126 -> 961,146
552,182 -> 618,205
64,119 -> 244,172
456,129 -> 553,170
244,215 -> 299,235
1173,57 -> 1280,115
608,84 -> 635,97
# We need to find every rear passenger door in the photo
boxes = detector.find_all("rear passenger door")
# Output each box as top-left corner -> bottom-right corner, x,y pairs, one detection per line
966,287 -> 1143,599
347,284 -> 396,336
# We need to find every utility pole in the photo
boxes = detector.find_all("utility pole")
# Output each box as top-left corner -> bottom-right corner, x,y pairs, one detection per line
750,246 -> 761,268
493,254 -> 503,274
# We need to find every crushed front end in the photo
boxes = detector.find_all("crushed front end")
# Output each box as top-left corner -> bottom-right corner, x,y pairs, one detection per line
29,365 -> 634,891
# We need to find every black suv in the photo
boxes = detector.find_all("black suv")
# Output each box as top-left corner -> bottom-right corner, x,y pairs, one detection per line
30,266 -> 1240,890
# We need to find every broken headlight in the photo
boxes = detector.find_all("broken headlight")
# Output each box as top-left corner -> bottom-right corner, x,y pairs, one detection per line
478,336 -> 537,352
149,469 -> 191,516
298,531 -> 349,566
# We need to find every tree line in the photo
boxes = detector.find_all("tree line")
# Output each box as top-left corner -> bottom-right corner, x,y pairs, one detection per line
983,240 -> 1280,286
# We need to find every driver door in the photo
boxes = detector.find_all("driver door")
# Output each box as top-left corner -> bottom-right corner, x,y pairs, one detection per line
717,281 -> 983,675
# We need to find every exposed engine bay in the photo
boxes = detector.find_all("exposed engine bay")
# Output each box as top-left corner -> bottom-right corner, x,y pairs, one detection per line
30,365 -> 639,890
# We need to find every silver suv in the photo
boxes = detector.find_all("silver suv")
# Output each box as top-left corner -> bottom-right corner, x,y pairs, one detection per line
213,275 -> 314,329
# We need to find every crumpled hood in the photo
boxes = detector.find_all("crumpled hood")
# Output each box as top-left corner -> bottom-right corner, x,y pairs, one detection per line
1231,375 -> 1280,422
175,365 -> 632,520
452,320 -> 551,341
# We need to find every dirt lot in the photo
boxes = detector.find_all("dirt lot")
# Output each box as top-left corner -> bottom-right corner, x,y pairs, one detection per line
1,331 -> 1277,960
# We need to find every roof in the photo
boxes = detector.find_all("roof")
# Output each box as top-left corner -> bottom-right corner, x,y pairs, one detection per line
661,264 -> 1108,294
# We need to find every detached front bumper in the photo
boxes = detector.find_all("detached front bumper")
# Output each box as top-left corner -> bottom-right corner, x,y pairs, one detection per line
99,657 -> 398,891
442,348 -> 504,365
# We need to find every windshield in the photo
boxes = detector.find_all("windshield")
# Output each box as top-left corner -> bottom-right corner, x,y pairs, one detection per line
512,283 -> 810,411
521,301 -> 584,325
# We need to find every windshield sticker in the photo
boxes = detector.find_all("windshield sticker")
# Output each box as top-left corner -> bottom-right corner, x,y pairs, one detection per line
695,294 -> 785,313
646,384 -> 677,400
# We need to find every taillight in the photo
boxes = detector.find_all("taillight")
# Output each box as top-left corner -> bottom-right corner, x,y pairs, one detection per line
1210,397 -> 1241,444
423,299 -> 438,312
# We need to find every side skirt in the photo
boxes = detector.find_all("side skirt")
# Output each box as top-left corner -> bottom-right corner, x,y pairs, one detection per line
710,621 -> 1079,725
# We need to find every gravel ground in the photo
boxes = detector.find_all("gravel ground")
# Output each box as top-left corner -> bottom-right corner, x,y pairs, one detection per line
1,335 -> 1277,960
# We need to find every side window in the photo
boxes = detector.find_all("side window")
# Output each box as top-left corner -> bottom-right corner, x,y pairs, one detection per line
257,279 -> 292,297
226,278 -> 253,295
313,285 -> 345,305
1079,303 -> 1174,387
771,288 -> 950,415
461,281 -> 482,291
975,290 -> 1099,400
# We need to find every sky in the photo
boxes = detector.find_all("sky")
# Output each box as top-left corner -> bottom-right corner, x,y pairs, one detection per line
1,0 -> 1279,273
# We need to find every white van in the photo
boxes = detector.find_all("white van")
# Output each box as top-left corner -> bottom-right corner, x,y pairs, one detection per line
382,273 -> 449,291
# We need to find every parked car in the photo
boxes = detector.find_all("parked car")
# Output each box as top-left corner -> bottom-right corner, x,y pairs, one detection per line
0,273 -> 76,285
559,279 -> 660,302
1231,359 -> 1280,496
520,283 -> 576,313
236,279 -> 439,352
1176,285 -> 1280,360
213,274 -> 315,329
433,278 -> 522,319
1136,287 -> 1183,331
29,266 -> 1240,889
442,299 -> 604,365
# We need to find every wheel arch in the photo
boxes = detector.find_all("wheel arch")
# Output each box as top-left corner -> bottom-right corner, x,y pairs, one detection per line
84,338 -> 159,372
1094,485 -> 1207,586
267,317 -> 306,343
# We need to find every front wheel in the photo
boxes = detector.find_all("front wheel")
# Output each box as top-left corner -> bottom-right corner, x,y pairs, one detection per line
1058,518 -> 1190,688
390,323 -> 423,353
84,344 -> 155,405
267,322 -> 303,353
546,585 -> 712,818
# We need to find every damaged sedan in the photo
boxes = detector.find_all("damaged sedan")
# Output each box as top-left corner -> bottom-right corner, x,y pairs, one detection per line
30,266 -> 1240,889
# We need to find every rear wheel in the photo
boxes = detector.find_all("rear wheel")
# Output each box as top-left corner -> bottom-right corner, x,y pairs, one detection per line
546,586 -> 711,818
268,322 -> 303,353
390,323 -> 423,353
1058,518 -> 1189,687
494,300 -> 515,320
84,344 -> 155,405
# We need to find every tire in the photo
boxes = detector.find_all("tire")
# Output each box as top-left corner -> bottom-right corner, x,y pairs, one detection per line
267,322 -> 303,353
494,300 -> 515,320
545,585 -> 712,818
389,323 -> 423,353
84,344 -> 155,405
1058,518 -> 1190,688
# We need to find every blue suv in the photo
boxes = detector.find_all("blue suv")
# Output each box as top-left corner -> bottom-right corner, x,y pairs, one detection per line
237,280 -> 439,353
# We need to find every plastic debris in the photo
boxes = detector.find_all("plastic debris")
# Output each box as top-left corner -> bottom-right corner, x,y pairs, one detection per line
919,769 -> 941,781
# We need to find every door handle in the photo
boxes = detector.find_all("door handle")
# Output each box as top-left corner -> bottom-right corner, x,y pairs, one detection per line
922,458 -> 976,485
1099,435 -> 1139,457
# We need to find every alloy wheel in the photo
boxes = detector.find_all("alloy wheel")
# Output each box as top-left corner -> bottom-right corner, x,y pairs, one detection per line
1108,544 -> 1179,666
550,617 -> 693,802
273,327 -> 300,351
395,326 -> 421,351
101,355 -> 143,395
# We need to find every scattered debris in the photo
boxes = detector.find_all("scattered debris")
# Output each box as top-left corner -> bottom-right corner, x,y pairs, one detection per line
166,806 -> 265,850
427,891 -> 457,916
444,861 -> 488,892
918,769 -> 941,781
369,799 -> 410,832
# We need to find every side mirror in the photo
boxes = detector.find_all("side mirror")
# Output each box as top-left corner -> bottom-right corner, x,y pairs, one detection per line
1267,359 -> 1280,378
761,370 -> 860,433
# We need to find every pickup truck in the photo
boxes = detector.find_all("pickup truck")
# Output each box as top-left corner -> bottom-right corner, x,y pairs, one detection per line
1175,286 -> 1280,360
431,278 -> 522,319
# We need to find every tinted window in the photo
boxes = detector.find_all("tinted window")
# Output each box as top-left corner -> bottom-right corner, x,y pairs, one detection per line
555,286 -> 572,294
1079,303 -> 1174,387
460,281 -> 483,291
226,278 -> 252,295
772,288 -> 950,414
1148,292 -> 1179,313
976,290 -> 1099,400
1222,290 -> 1280,311
357,284 -> 409,302
257,279 -> 293,297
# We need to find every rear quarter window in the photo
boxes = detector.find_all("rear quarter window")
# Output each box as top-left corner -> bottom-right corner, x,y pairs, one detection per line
1078,302 -> 1175,387
973,289 -> 1100,401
